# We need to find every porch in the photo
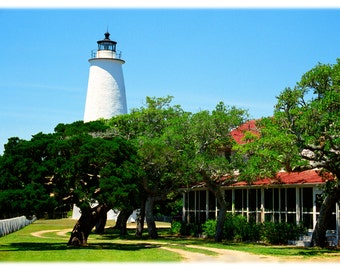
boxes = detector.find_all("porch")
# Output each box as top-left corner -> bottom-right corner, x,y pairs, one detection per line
181,170 -> 340,246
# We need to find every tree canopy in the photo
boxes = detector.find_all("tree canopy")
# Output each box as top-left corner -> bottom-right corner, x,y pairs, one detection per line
0,121 -> 142,219
236,59 -> 340,247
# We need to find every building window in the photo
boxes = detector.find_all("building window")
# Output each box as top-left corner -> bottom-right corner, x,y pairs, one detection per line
264,189 -> 273,210
225,190 -> 232,211
188,192 -> 195,210
249,189 -> 257,211
287,188 -> 296,212
234,189 -> 243,214
198,190 -> 206,211
274,188 -> 280,211
301,188 -> 313,228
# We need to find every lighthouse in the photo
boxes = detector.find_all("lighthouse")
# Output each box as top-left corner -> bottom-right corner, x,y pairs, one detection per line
83,32 -> 127,122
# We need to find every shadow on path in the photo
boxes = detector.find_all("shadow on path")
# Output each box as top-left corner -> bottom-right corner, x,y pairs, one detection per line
0,242 -> 160,252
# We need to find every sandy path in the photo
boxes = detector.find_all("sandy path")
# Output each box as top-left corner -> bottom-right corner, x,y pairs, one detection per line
56,228 -> 72,237
30,229 -> 340,263
31,229 -> 61,238
30,229 -> 276,262
160,245 -> 279,263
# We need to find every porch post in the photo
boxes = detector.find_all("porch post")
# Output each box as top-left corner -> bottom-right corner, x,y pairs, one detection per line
246,189 -> 249,222
336,202 -> 339,246
182,192 -> 186,222
296,187 -> 300,225
312,187 -> 317,229
232,189 -> 235,214
194,191 -> 197,223
206,190 -> 209,221
261,188 -> 265,223
278,187 -> 281,223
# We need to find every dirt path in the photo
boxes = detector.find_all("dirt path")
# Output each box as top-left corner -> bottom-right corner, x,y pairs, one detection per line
30,229 -> 276,262
31,229 -> 60,238
30,229 -> 340,263
160,245 -> 279,263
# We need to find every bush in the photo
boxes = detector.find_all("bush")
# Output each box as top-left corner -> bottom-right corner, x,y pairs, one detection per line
201,219 -> 216,238
259,222 -> 307,244
224,213 -> 234,240
171,222 -> 201,237
180,222 -> 201,237
169,220 -> 182,235
184,214 -> 307,244
224,214 -> 260,242
231,215 -> 249,241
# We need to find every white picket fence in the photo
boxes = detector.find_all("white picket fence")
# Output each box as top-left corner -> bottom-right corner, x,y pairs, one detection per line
0,216 -> 36,237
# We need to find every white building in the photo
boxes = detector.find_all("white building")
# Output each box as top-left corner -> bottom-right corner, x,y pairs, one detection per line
84,32 -> 127,122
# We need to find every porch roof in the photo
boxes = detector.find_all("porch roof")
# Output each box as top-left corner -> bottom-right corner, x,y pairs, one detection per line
230,169 -> 333,187
230,119 -> 259,144
187,169 -> 334,190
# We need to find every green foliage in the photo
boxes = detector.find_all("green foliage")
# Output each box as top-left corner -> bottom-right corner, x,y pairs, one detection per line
107,96 -> 190,199
237,59 -> 340,183
54,120 -> 109,137
226,214 -> 257,242
259,222 -> 307,245
234,59 -> 340,247
169,220 -> 182,234
0,120 -> 142,218
201,214 -> 306,244
201,219 -> 217,238
179,222 -> 201,237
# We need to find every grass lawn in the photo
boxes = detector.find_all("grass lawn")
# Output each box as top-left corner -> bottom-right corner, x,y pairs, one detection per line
1,218 -> 340,262
0,219 -> 180,262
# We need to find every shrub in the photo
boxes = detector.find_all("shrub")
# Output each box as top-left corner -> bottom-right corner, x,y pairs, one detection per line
179,222 -> 201,236
185,214 -> 307,244
232,214 -> 249,241
203,214 -> 261,241
224,213 -> 234,240
169,220 -> 182,235
259,222 -> 307,244
201,219 -> 217,238
224,214 -> 261,242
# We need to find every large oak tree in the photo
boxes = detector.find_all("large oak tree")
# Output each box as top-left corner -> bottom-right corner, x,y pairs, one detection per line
236,59 -> 340,247
107,96 -> 190,238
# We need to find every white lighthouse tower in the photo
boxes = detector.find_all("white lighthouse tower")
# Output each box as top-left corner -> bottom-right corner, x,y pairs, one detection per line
83,32 -> 127,122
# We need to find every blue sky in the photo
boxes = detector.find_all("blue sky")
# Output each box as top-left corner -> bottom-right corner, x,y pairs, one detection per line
1,8 -> 340,153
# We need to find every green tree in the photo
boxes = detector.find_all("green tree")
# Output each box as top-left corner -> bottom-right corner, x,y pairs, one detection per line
237,60 -> 340,247
107,96 -> 189,238
187,102 -> 248,242
0,120 -> 142,245
50,121 -> 142,245
66,134 -> 142,246
108,97 -> 248,241
0,134 -> 58,218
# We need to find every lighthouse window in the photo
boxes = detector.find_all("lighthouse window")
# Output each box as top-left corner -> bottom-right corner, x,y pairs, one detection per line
99,43 -> 116,51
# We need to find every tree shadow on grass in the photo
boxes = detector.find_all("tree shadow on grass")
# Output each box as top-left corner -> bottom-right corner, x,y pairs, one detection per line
0,242 -> 161,252
102,227 -> 204,246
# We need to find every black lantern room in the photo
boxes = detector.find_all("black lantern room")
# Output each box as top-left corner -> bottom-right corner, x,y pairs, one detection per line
97,32 -> 117,52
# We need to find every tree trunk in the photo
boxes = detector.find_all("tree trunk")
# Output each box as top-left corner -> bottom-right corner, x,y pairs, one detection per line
114,208 -> 133,236
214,190 -> 228,242
145,196 -> 158,239
68,204 -> 108,246
206,182 -> 227,242
95,205 -> 109,234
311,188 -> 340,247
135,199 -> 146,237
200,169 -> 228,242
